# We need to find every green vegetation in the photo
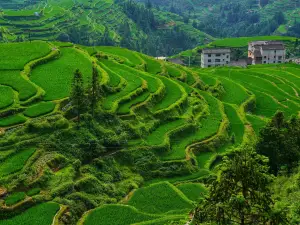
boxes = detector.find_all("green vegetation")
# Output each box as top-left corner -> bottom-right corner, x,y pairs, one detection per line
127,182 -> 193,214
0,203 -> 60,225
0,40 -> 298,225
0,114 -> 27,127
5,192 -> 26,206
83,205 -> 160,225
31,48 -> 92,100
24,102 -> 56,118
0,148 -> 35,177
0,85 -> 14,109
177,183 -> 208,202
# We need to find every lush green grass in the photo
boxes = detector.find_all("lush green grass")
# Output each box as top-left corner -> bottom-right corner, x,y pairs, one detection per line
224,104 -> 244,145
101,61 -> 144,111
0,148 -> 35,178
0,202 -> 60,225
5,192 -> 26,206
127,182 -> 193,214
24,102 -> 56,118
97,46 -> 143,66
83,204 -> 160,225
30,48 -> 92,100
177,183 -> 208,202
196,152 -> 215,168
100,62 -> 122,87
0,41 -> 51,70
246,114 -> 268,135
0,85 -> 14,109
0,70 -> 37,101
0,114 -> 27,127
27,188 -> 41,197
117,92 -> 150,114
145,119 -> 186,146
140,55 -> 162,74
166,64 -> 182,78
152,76 -> 184,112
134,215 -> 187,225
209,36 -> 296,48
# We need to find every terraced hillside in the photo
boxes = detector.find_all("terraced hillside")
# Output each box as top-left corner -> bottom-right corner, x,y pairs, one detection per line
0,41 -> 299,224
0,0 -> 212,56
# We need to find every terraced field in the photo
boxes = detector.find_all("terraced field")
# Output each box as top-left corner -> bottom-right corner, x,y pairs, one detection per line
0,41 -> 299,225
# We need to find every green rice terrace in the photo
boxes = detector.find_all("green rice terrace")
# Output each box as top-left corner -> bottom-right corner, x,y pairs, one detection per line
0,40 -> 299,225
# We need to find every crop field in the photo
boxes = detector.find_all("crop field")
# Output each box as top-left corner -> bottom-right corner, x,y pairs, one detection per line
0,70 -> 37,101
177,183 -> 208,202
30,48 -> 93,100
0,85 -> 14,109
0,41 -> 299,225
0,42 -> 51,70
24,102 -> 56,118
127,182 -> 193,214
0,148 -> 35,177
0,202 -> 60,225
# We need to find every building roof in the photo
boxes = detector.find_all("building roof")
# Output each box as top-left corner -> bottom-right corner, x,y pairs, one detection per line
202,48 -> 231,54
249,41 -> 285,51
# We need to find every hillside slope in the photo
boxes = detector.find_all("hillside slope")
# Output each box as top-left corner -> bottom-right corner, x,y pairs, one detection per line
0,41 -> 299,224
0,0 -> 213,56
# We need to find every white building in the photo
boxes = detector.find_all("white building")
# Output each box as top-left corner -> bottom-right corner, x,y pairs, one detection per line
201,48 -> 231,68
248,41 -> 286,65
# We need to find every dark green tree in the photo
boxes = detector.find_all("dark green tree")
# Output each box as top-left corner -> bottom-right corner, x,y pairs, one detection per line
194,147 -> 287,225
257,112 -> 300,175
88,63 -> 102,116
70,69 -> 85,126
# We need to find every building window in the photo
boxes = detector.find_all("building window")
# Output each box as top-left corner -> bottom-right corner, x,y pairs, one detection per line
208,54 -> 211,57
215,59 -> 221,62
278,61 -> 282,63
274,50 -> 276,53
278,56 -> 282,60
226,55 -> 229,58
263,61 -> 266,64
273,61 -> 276,63
223,59 -> 225,61
264,56 -> 267,59
208,59 -> 211,62
216,54 -> 221,57
226,61 -> 229,64
208,65 -> 211,67
274,56 -> 276,59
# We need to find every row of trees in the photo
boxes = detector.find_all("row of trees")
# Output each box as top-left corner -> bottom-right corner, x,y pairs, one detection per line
70,63 -> 103,126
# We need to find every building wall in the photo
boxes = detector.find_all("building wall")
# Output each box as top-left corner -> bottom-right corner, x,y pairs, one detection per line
261,49 -> 285,64
201,53 -> 230,68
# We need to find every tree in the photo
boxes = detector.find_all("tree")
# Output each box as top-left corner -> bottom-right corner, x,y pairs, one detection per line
257,112 -> 300,175
70,69 -> 86,127
194,147 -> 287,225
88,63 -> 102,116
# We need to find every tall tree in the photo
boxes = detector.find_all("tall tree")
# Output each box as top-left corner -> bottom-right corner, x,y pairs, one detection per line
194,147 -> 287,225
70,69 -> 85,127
88,63 -> 102,116
257,112 -> 300,175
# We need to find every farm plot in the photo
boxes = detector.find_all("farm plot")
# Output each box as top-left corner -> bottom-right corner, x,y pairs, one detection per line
165,64 -> 183,78
246,114 -> 268,135
0,70 -> 37,101
177,183 -> 207,202
139,54 -> 162,74
0,85 -> 14,109
30,47 -> 93,100
127,182 -> 193,214
5,192 -> 26,206
163,92 -> 223,160
99,62 -> 123,87
101,67 -> 144,111
0,202 -> 60,225
224,103 -> 244,145
152,76 -> 185,112
96,46 -> 144,67
24,101 -> 56,118
0,41 -> 51,70
0,148 -> 35,178
144,119 -> 186,146
0,114 -> 27,127
82,205 -> 160,225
